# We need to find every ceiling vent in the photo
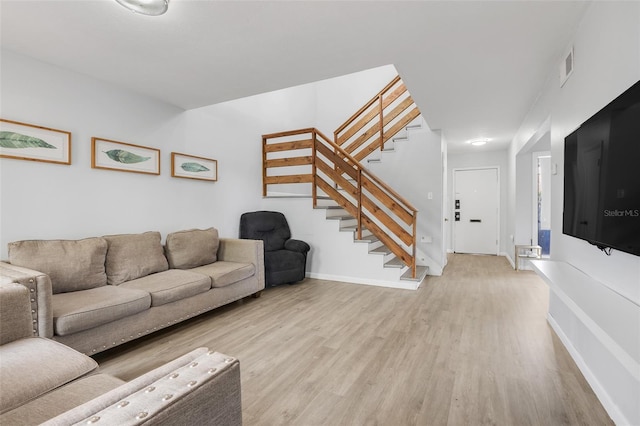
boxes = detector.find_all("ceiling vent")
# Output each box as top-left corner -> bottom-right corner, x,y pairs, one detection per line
560,46 -> 574,87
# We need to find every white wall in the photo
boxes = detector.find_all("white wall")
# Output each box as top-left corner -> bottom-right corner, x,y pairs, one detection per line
514,153 -> 533,247
1,53 -> 424,286
315,64 -> 398,133
0,50 -> 199,258
446,150 -> 509,256
508,3 -> 640,424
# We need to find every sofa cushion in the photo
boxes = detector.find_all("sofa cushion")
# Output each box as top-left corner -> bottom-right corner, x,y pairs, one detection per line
104,232 -> 168,285
0,337 -> 98,414
52,286 -> 151,336
190,261 -> 255,288
119,270 -> 211,307
165,227 -> 219,269
0,373 -> 125,425
8,237 -> 107,294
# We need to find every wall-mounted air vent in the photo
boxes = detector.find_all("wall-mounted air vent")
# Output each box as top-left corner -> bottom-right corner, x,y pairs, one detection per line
560,46 -> 574,87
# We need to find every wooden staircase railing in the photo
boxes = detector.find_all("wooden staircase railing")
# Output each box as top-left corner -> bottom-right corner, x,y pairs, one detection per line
262,127 -> 418,278
334,75 -> 421,162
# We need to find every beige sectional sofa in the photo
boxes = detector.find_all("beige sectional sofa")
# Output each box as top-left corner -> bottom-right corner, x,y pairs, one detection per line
0,228 -> 265,355
0,281 -> 242,425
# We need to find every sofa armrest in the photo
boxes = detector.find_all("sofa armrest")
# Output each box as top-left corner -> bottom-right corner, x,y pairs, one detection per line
0,282 -> 33,344
42,348 -> 242,426
218,238 -> 265,290
0,262 -> 53,338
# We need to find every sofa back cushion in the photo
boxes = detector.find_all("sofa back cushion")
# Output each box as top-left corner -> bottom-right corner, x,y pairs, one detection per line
165,228 -> 219,269
8,238 -> 108,294
103,232 -> 168,285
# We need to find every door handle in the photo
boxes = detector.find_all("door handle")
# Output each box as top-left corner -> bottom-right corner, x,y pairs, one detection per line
470,219 -> 482,223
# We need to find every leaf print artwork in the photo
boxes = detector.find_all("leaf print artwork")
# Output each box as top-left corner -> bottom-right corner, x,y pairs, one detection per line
104,149 -> 150,164
0,131 -> 57,149
181,162 -> 210,172
170,152 -> 216,181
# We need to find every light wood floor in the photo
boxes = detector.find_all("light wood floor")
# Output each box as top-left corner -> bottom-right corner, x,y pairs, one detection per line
94,254 -> 613,425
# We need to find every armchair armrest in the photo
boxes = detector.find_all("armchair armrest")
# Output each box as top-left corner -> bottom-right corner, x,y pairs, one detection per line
0,262 -> 53,338
285,239 -> 310,253
42,349 -> 242,426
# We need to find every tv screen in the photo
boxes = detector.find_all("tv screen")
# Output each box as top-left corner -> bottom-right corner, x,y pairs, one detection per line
563,80 -> 640,256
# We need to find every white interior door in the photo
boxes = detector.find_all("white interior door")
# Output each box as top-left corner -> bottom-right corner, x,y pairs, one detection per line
453,168 -> 499,255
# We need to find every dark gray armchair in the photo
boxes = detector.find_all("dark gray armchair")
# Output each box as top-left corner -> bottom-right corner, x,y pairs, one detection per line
240,211 -> 310,287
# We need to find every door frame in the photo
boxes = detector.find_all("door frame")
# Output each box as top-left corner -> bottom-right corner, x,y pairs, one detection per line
531,151 -> 551,249
452,166 -> 500,255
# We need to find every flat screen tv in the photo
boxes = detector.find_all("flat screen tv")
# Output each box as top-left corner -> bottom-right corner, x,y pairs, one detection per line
563,79 -> 640,257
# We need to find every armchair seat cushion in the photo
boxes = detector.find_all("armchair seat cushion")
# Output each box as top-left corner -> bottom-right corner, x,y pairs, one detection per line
190,261 -> 255,288
119,269 -> 211,307
0,374 -> 125,426
52,286 -> 151,336
0,337 -> 98,414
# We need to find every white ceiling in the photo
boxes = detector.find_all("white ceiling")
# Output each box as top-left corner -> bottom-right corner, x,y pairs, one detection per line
0,0 -> 589,152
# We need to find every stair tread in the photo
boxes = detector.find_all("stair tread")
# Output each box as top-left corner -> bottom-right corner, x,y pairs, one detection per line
264,194 -> 311,199
355,234 -> 378,243
400,266 -> 429,282
315,205 -> 343,210
384,257 -> 404,268
326,214 -> 354,220
369,245 -> 391,255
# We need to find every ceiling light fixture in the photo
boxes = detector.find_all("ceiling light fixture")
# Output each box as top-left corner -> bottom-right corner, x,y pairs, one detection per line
115,0 -> 169,16
467,138 -> 491,146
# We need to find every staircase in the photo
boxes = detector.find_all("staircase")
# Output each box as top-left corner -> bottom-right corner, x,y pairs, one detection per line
320,197 -> 428,283
366,122 -> 424,165
262,76 -> 429,285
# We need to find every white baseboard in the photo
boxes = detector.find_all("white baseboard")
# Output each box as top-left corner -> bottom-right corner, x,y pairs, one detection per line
502,252 -> 516,269
547,313 -> 628,426
306,272 -> 419,290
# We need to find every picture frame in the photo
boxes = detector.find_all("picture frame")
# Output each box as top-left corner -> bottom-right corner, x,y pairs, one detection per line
171,152 -> 218,182
0,118 -> 72,165
92,137 -> 160,175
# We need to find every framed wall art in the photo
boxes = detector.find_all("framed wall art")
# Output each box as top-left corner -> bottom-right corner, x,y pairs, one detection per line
0,118 -> 72,165
171,152 -> 217,182
92,137 -> 160,175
